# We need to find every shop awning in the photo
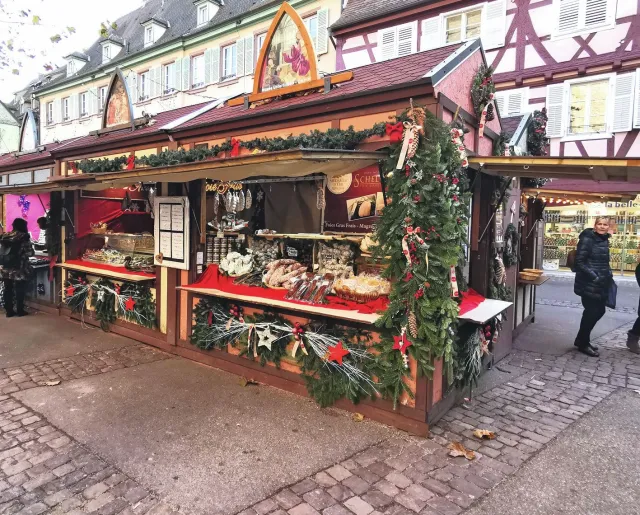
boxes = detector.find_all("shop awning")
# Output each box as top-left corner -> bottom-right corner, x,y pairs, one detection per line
469,156 -> 640,184
49,149 -> 386,192
0,175 -> 94,195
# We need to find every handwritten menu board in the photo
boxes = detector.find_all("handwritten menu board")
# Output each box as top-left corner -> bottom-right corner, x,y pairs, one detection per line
154,196 -> 190,270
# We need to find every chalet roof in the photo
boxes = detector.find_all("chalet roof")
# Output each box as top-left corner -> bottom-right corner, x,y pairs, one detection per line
501,115 -> 525,139
0,138 -> 82,172
47,42 -> 467,159
33,0 -> 284,95
64,52 -> 90,62
331,0 -> 436,30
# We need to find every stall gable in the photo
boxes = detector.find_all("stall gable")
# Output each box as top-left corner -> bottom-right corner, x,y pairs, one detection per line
102,69 -> 135,130
19,110 -> 39,153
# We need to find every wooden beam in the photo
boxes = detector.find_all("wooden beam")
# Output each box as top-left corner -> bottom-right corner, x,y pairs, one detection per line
591,166 -> 608,181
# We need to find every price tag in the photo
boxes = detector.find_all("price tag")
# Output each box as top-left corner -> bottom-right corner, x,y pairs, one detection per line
217,231 -> 224,238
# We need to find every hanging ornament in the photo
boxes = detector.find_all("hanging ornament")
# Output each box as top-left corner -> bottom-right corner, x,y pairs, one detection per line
291,322 -> 308,357
401,226 -> 429,273
385,122 -> 404,143
213,192 -> 220,215
245,189 -> 253,210
316,181 -> 326,210
207,310 -> 214,326
256,326 -> 278,351
126,154 -> 136,170
238,190 -> 245,212
230,138 -> 241,157
495,256 -> 507,285
17,195 -> 31,219
395,122 -> 421,170
408,311 -> 418,339
326,341 -> 350,365
226,191 -> 233,212
65,285 -> 75,298
450,128 -> 468,168
256,189 -> 264,202
97,290 -> 105,302
393,327 -> 412,369
125,297 -> 136,312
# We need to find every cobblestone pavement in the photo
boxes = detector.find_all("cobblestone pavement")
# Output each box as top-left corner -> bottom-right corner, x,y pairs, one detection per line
3,336 -> 640,514
235,345 -> 640,515
0,345 -> 170,396
536,298 -> 638,314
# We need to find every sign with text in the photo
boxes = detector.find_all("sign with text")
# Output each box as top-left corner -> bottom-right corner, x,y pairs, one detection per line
154,196 -> 190,270
323,165 -> 384,234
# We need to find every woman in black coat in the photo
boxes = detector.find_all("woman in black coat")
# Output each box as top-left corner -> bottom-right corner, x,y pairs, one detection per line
0,218 -> 34,317
573,216 -> 612,357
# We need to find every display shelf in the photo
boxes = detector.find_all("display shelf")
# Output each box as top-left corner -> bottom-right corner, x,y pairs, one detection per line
178,285 -> 380,324
518,276 -> 550,286
458,299 -> 512,324
56,260 -> 155,282
254,233 -> 365,242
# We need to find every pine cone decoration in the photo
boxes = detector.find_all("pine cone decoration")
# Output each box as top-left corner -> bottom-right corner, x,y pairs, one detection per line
408,311 -> 418,338
485,103 -> 495,122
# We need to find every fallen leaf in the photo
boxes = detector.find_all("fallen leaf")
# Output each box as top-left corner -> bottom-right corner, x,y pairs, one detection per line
239,377 -> 257,387
448,442 -> 475,460
473,429 -> 496,440
42,380 -> 60,386
352,413 -> 365,422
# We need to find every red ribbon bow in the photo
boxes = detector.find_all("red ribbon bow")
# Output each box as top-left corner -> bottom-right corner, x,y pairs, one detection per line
126,154 -> 136,170
386,122 -> 404,143
230,138 -> 241,157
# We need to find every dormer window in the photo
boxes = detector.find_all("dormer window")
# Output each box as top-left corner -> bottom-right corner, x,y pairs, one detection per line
194,0 -> 219,27
68,61 -> 75,75
103,45 -> 111,62
64,53 -> 88,77
141,19 -> 167,48
101,40 -> 123,64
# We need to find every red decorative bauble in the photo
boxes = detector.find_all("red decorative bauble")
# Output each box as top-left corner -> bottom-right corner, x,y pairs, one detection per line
125,297 -> 136,312
327,341 -> 350,365
65,286 -> 75,298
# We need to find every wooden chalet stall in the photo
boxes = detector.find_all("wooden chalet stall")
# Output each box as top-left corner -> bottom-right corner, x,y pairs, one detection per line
0,7 -> 514,435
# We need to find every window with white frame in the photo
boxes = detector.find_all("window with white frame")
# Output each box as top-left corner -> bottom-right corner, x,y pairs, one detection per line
138,71 -> 150,101
197,4 -> 209,26
46,102 -> 54,125
79,92 -> 88,117
103,45 -> 111,61
222,44 -> 237,80
145,26 -> 154,46
444,8 -> 482,44
191,54 -> 205,88
256,33 -> 266,61
62,97 -> 70,121
67,60 -> 76,75
568,79 -> 608,135
554,0 -> 614,38
304,14 -> 319,50
378,21 -> 418,61
163,62 -> 176,94
99,86 -> 107,111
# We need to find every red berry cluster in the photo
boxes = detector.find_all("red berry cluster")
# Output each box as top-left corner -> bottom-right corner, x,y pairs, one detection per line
413,194 -> 421,203
452,194 -> 459,203
292,322 -> 305,337
451,177 -> 459,185
404,271 -> 414,282
424,226 -> 439,240
414,287 -> 424,299
408,241 -> 418,264
229,305 -> 243,318
484,325 -> 492,339
433,174 -> 446,183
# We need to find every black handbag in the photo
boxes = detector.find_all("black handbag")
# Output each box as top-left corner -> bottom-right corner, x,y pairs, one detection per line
606,279 -> 617,310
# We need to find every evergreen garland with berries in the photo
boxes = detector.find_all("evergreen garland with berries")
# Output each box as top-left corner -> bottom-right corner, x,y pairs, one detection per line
527,108 -> 550,156
471,64 -> 496,121
117,283 -> 157,329
63,272 -> 90,313
91,278 -> 117,331
373,108 -> 471,386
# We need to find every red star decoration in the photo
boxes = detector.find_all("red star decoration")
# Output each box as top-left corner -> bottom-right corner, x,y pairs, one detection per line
327,341 -> 350,365
393,333 -> 413,355
124,297 -> 136,312
65,286 -> 75,297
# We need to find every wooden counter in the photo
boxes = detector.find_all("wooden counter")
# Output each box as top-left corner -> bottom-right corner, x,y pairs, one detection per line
56,262 -> 156,283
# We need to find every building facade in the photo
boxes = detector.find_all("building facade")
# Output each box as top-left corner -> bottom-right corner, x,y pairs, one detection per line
0,102 -> 19,153
332,0 -> 639,158
32,0 -> 338,145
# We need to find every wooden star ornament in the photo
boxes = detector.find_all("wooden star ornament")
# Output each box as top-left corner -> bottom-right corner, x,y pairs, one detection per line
125,297 -> 136,312
257,326 -> 278,351
392,328 -> 412,355
327,341 -> 350,365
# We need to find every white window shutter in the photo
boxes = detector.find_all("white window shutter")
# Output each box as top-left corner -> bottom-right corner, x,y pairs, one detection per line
211,47 -> 220,83
204,48 -> 213,84
89,87 -> 98,115
421,17 -> 441,51
69,94 -> 79,120
244,36 -> 254,75
149,67 -> 159,98
53,98 -> 60,123
173,58 -> 181,92
634,70 -> 640,129
126,72 -> 137,102
378,27 -> 397,61
397,21 -> 417,57
611,73 -> 634,133
557,0 -> 580,34
316,8 -> 329,55
507,90 -> 526,115
182,58 -> 190,91
584,0 -> 610,29
237,39 -> 246,77
546,83 -> 566,138
482,0 -> 506,50
495,93 -> 505,116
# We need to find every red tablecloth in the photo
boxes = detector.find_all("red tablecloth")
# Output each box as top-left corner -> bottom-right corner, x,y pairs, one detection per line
62,259 -> 156,279
458,288 -> 486,316
183,265 -> 389,315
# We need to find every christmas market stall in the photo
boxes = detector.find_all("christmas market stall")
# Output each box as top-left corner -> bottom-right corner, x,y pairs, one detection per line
0,6 -> 515,434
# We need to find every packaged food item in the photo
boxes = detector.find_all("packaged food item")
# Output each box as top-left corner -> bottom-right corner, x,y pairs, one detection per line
285,273 -> 335,304
250,238 -> 280,270
333,274 -> 391,304
317,241 -> 355,279
283,238 -> 314,268
263,259 -> 308,289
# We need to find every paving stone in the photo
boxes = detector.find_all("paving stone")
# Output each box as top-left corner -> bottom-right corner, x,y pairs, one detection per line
322,505 -> 352,515
393,493 -> 425,513
15,502 -> 47,514
464,473 -> 493,490
97,497 -> 130,515
314,472 -> 337,488
403,484 -> 433,502
325,465 -> 352,482
273,489 -> 302,510
289,503 -> 321,515
85,491 -> 116,512
254,498 -> 279,514
449,477 -> 485,498
384,472 -> 411,489
123,485 -> 148,504
344,496 -> 374,515
342,475 -> 370,496
445,489 -> 475,509
291,479 -> 318,496
302,489 -> 336,511
360,490 -> 393,509
43,489 -> 72,507
426,496 -> 463,515
366,463 -> 393,479
352,467 -> 380,484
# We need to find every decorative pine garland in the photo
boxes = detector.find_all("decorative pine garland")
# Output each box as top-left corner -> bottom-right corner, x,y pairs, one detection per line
74,125 -> 388,174
64,272 -> 90,313
471,64 -> 496,121
91,278 -> 117,331
503,223 -> 520,267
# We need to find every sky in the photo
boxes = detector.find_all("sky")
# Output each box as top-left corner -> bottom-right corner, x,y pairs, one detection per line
0,0 -> 144,102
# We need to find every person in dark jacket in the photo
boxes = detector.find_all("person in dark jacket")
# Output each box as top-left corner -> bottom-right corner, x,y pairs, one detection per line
626,263 -> 640,353
0,218 -> 34,317
573,216 -> 612,357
